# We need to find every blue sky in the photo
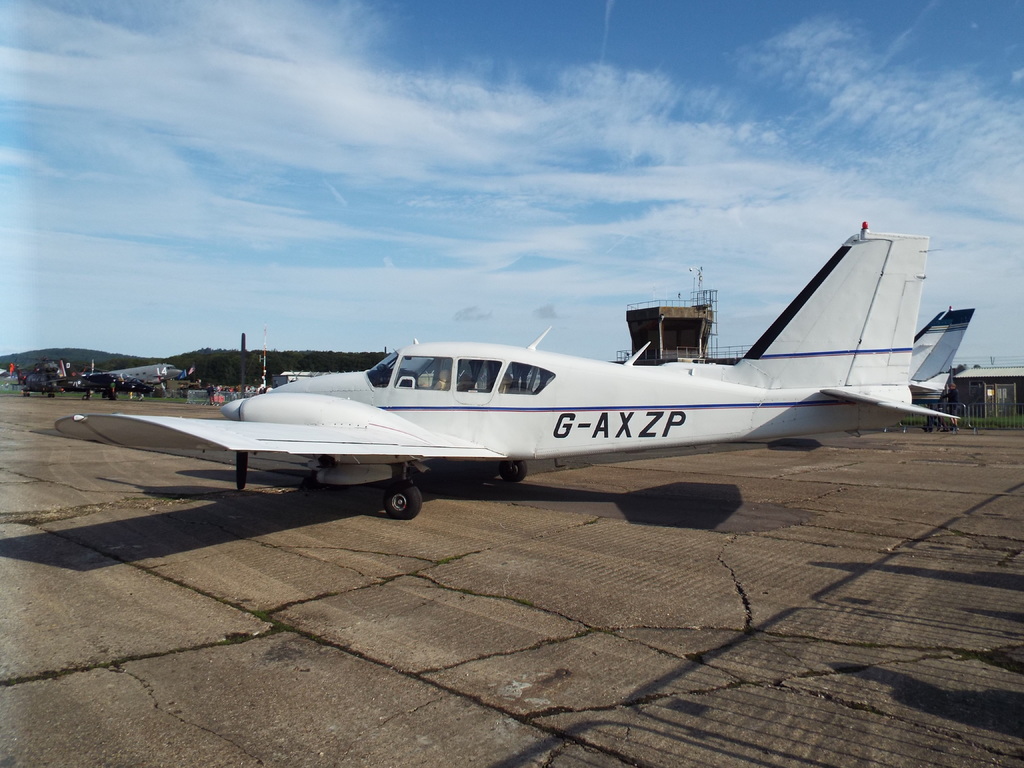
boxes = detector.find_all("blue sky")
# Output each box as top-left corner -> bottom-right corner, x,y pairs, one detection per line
3,0 -> 1022,361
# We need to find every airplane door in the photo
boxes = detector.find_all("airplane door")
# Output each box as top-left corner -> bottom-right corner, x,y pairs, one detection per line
453,358 -> 503,405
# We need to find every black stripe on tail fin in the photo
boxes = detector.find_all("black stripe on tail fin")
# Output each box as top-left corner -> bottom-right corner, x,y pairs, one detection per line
744,246 -> 851,361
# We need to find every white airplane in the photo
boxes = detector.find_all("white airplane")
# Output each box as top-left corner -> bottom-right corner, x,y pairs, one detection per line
56,223 -> 954,519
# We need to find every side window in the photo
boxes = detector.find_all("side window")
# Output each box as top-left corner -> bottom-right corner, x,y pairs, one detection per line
366,352 -> 397,388
394,356 -> 453,390
499,362 -> 555,395
456,359 -> 502,393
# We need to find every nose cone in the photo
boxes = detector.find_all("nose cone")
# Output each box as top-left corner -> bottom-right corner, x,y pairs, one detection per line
220,399 -> 244,421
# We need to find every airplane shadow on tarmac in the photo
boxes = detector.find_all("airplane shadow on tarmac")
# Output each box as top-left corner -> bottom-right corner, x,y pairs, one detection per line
154,450 -> 811,533
414,460 -> 811,532
0,460 -> 792,571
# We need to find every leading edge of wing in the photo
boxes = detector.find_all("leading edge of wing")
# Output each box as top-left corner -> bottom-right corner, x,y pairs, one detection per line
54,413 -> 506,460
819,388 -> 957,420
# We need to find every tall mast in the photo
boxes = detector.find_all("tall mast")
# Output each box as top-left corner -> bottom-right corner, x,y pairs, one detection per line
262,325 -> 268,390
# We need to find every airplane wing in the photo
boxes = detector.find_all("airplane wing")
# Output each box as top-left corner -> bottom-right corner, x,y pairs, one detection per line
54,413 -> 506,461
819,388 -> 957,420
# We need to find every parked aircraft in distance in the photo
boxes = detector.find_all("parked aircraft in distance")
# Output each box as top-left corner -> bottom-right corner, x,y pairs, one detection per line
56,224 -> 956,519
105,363 -> 183,384
17,362 -> 155,398
63,372 -> 155,399
16,359 -> 185,397
909,307 -> 974,395
19,360 -> 67,396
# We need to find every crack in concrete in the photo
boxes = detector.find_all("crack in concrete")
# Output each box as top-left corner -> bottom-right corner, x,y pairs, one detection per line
717,536 -> 752,633
416,629 -> 597,676
118,666 -> 268,764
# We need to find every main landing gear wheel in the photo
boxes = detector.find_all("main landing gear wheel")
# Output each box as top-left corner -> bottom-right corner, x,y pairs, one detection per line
499,460 -> 528,483
383,480 -> 422,520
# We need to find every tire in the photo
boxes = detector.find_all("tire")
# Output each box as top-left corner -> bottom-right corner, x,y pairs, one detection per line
299,473 -> 323,491
383,482 -> 422,520
498,460 -> 528,483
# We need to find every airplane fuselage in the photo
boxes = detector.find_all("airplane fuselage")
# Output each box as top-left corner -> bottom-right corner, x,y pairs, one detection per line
273,341 -> 898,462
104,364 -> 181,384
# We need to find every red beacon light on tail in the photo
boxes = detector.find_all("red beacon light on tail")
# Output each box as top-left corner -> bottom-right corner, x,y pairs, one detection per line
860,221 -> 870,240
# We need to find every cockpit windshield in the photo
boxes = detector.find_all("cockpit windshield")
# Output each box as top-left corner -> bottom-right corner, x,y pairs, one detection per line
366,352 -> 398,388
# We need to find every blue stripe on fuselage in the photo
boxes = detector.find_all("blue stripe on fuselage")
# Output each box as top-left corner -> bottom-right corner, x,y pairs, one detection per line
383,400 -> 848,415
758,347 -> 911,360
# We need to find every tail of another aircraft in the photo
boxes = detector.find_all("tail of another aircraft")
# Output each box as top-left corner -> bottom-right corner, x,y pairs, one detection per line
910,307 -> 974,389
734,224 -> 929,390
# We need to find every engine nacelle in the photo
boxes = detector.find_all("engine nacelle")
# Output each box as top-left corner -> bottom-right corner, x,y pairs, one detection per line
315,464 -> 394,486
222,392 -> 388,427
220,392 -> 445,449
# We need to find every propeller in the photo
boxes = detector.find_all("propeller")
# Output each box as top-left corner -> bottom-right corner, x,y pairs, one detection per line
236,451 -> 248,490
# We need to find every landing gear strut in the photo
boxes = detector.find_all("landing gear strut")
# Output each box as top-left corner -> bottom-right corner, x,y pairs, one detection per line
235,451 -> 249,490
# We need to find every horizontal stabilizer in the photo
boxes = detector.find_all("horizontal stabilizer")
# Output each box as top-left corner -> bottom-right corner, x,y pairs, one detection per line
819,388 -> 958,420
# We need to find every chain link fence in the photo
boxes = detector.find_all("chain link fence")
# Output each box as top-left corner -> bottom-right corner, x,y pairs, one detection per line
895,403 -> 1024,432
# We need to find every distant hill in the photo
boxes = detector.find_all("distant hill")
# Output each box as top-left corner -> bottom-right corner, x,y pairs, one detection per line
0,349 -> 144,368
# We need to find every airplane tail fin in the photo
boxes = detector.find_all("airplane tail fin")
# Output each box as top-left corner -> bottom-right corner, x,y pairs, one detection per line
735,224 -> 929,390
910,307 -> 974,387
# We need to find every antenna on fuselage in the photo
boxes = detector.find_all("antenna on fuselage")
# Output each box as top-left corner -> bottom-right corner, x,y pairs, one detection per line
624,342 -> 651,367
527,327 -> 552,350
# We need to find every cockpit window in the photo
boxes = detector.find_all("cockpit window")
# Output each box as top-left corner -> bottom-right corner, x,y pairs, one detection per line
395,356 -> 453,390
366,352 -> 397,388
456,359 -> 502,393
499,362 -> 555,395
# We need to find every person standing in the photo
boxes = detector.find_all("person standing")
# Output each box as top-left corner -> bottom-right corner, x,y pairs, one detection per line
940,383 -> 960,432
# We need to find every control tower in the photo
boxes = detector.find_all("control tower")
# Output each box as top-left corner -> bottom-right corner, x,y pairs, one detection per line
623,283 -> 718,365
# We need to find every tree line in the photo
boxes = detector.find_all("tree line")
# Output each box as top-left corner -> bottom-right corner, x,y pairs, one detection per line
183,349 -> 388,387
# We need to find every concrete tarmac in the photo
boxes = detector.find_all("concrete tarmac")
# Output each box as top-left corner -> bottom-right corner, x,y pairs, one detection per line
1,394 -> 1022,766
